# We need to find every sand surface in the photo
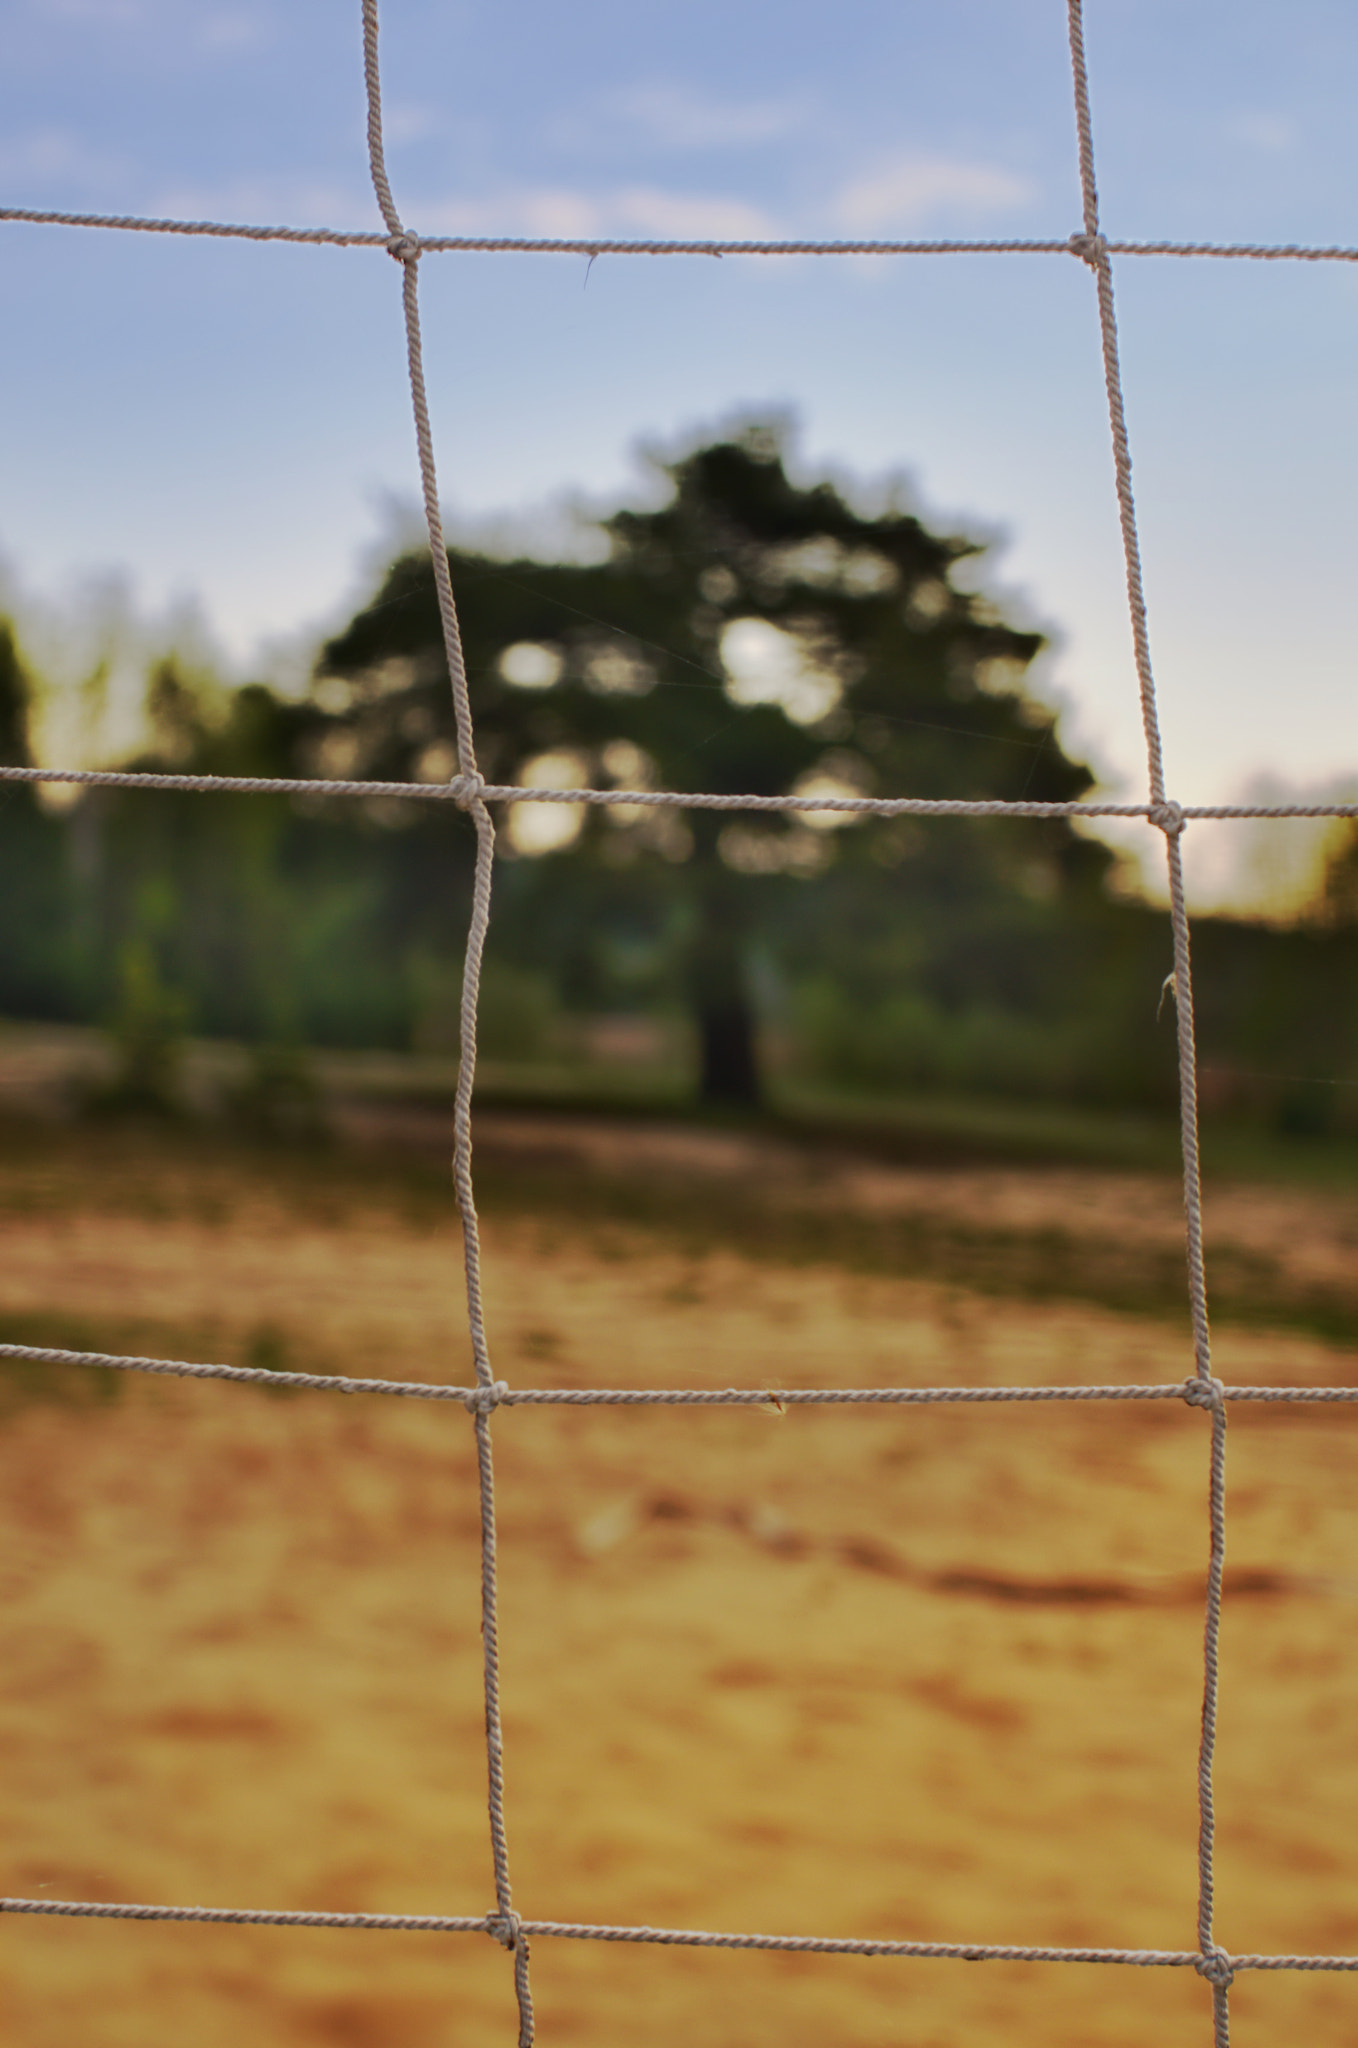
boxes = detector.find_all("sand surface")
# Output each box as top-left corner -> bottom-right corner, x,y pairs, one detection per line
2,1131 -> 1358,2045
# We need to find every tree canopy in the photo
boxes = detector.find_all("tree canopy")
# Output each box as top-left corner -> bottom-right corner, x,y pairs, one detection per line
319,420 -> 1109,1102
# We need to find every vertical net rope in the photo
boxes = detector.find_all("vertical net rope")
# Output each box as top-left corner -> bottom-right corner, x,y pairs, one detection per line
1063,4 -> 1230,2035
1,3 -> 1357,2042
361,1 -> 532,2036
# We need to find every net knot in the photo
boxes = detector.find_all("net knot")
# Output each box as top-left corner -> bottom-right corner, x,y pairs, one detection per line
386,231 -> 421,263
451,771 -> 487,810
1194,1946 -> 1235,1989
1182,1375 -> 1226,1412
463,1379 -> 510,1415
1068,231 -> 1107,267
486,1908 -> 523,1950
1148,798 -> 1186,836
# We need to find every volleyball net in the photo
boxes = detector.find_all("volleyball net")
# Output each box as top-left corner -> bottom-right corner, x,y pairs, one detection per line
7,6 -> 1358,2043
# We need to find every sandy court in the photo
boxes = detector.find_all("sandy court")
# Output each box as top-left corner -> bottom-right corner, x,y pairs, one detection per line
2,1134 -> 1358,2043
2,1156 -> 1355,1395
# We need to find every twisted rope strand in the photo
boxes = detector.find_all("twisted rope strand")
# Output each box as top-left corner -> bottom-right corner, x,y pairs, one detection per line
1164,829 -> 1228,2026
1066,6 -> 1164,808
3,1345 -> 1355,1409
1161,832 -> 1215,1381
360,0 -> 402,241
0,1344 -> 1272,1403
447,801 -> 502,1394
7,206 -> 1358,265
1,1897 -> 1356,1974
1066,7 -> 1228,2036
360,5 -> 528,2037
5,763 -> 1358,823
474,1409 -> 525,1991
1202,1398 -> 1233,2036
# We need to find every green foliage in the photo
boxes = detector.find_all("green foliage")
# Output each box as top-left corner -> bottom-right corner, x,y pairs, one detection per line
66,663 -> 450,1058
411,957 -> 559,1064
0,623 -> 81,1022
1,424 -> 1357,1130
1314,819 -> 1358,946
318,419 -> 1107,1103
229,1044 -> 326,1145
797,980 -> 1087,1099
102,931 -> 189,1114
0,620 -> 33,765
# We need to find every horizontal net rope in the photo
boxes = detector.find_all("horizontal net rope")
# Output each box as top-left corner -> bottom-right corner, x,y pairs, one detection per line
0,1895 -> 1352,1973
3,762 -> 1358,823
2,1343 -> 1353,1409
0,1341 -> 1218,1402
6,205 -> 1358,265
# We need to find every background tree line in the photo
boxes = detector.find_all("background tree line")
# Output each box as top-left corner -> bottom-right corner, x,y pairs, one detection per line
2,421 -> 1358,1132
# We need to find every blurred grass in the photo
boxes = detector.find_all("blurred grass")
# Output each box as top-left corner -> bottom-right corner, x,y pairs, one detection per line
0,1305 -> 341,1419
13,1014 -> 1358,1184
3,1067 -> 1358,1353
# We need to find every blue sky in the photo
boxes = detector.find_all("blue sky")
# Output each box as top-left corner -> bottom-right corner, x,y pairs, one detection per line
4,0 -> 1358,905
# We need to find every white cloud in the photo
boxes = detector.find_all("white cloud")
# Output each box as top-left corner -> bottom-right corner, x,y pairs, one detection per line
1224,112 -> 1293,154
34,0 -> 150,22
421,186 -> 601,239
833,152 -> 1032,233
197,10 -> 270,55
152,176 -> 367,228
608,84 -> 804,152
33,0 -> 270,49
612,187 -> 773,238
385,104 -> 437,148
420,184 -> 775,242
0,126 -> 131,189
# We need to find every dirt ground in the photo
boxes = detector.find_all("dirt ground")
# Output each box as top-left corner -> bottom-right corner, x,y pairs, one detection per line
2,1118 -> 1358,2045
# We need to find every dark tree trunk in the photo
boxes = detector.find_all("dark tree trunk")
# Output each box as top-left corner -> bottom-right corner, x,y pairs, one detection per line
689,855 -> 761,1106
698,990 -> 761,1105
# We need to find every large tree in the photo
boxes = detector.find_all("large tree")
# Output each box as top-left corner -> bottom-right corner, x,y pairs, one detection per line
318,421 -> 1108,1104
